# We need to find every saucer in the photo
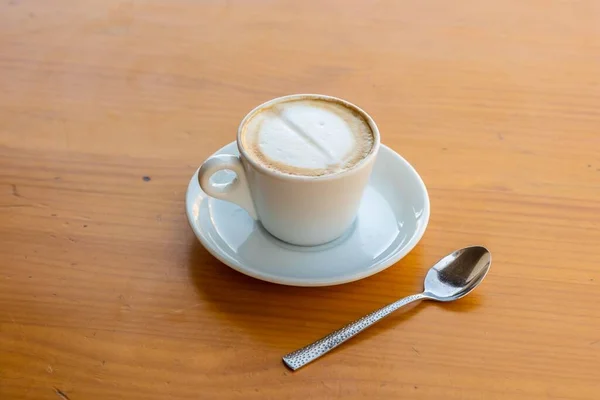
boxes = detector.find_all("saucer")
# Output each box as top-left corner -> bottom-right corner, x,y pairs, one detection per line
185,142 -> 430,286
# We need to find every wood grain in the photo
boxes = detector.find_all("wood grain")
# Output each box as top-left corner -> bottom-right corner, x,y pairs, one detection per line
1,0 -> 600,399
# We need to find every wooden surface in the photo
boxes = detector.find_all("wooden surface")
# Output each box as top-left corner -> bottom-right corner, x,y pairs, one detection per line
1,0 -> 599,399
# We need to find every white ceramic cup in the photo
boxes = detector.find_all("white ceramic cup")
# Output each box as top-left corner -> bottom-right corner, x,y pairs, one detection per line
198,94 -> 380,246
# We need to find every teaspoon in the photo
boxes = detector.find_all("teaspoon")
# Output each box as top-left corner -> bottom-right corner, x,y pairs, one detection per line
282,245 -> 492,370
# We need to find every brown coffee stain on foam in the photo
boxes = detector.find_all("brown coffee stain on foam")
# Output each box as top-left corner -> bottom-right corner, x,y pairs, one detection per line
240,98 -> 375,177
307,99 -> 376,172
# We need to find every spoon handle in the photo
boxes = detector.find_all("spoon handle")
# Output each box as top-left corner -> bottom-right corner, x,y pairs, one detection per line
282,293 -> 426,370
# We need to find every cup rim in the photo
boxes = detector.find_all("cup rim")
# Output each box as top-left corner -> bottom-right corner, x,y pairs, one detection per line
236,94 -> 381,182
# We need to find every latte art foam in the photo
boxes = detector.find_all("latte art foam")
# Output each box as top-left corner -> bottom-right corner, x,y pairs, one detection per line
241,98 -> 374,176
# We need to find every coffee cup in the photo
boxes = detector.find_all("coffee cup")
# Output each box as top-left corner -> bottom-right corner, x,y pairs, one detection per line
197,94 -> 380,246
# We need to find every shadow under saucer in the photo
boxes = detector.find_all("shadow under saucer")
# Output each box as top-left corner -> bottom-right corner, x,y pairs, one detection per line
186,241 -> 429,349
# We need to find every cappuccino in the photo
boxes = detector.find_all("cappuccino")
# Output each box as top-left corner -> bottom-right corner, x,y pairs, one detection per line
241,98 -> 374,176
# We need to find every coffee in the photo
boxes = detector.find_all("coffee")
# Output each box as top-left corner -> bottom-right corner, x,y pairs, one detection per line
241,98 -> 374,176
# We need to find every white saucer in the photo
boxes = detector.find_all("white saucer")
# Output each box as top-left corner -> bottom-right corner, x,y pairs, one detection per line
186,142 -> 430,287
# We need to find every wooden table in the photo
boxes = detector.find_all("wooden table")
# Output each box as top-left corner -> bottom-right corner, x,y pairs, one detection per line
1,1 -> 599,399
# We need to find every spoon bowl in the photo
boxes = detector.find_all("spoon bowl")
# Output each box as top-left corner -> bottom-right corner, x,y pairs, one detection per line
424,246 -> 491,301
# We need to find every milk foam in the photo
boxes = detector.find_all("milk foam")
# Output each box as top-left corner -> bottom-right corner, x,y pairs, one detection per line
241,99 -> 374,176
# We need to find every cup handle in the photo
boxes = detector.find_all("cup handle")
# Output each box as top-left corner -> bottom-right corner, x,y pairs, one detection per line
198,154 -> 258,220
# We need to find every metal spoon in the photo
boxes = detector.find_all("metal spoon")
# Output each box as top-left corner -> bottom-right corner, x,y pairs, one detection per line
282,245 -> 492,370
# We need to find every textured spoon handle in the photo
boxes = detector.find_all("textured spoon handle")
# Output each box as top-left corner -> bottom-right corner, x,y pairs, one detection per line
282,293 -> 426,370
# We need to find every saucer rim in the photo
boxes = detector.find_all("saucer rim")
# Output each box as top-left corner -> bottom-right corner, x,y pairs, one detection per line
185,142 -> 430,286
